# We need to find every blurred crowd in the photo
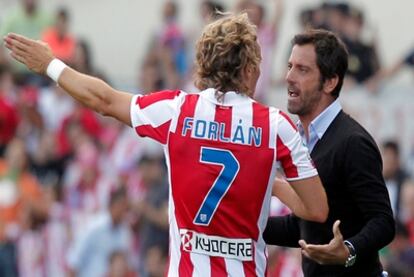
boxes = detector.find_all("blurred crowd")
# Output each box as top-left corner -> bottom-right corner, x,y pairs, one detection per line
0,0 -> 413,276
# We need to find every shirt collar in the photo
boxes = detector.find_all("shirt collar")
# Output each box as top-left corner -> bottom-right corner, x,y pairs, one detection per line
199,88 -> 252,106
297,99 -> 342,140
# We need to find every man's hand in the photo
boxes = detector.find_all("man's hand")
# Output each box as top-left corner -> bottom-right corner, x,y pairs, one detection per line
4,33 -> 54,74
298,220 -> 350,265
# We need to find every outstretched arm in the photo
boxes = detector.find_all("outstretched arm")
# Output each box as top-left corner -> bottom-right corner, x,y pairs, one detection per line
4,33 -> 133,126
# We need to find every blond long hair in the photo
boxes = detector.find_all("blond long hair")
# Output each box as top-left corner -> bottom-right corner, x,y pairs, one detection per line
194,13 -> 261,96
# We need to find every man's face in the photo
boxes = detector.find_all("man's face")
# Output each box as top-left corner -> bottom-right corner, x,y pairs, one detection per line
23,0 -> 36,11
381,147 -> 399,178
286,44 -> 323,116
246,4 -> 263,27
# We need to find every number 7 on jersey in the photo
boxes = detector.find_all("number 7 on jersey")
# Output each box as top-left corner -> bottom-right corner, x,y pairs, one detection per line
194,147 -> 240,226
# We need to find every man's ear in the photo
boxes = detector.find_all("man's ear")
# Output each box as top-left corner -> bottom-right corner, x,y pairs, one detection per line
323,75 -> 339,95
242,64 -> 253,78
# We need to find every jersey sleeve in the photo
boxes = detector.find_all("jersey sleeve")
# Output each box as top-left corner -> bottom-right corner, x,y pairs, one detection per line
276,111 -> 318,181
130,90 -> 183,144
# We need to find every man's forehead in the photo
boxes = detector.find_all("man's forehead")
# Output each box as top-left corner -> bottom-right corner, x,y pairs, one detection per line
289,44 -> 317,66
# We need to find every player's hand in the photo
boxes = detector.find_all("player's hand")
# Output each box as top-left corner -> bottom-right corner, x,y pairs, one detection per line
4,33 -> 54,74
298,220 -> 349,265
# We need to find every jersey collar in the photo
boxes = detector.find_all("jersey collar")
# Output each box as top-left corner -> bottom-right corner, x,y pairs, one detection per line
199,88 -> 253,106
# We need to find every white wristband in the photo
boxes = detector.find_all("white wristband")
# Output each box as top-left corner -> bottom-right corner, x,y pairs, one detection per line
46,59 -> 67,83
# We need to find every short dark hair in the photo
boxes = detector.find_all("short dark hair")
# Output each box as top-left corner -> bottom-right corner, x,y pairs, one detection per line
382,140 -> 400,156
292,29 -> 348,98
202,1 -> 225,17
56,7 -> 69,22
109,186 -> 127,207
395,220 -> 409,238
0,64 -> 11,78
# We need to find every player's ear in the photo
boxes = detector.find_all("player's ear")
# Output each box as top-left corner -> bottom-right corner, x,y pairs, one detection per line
242,64 -> 255,80
323,75 -> 339,95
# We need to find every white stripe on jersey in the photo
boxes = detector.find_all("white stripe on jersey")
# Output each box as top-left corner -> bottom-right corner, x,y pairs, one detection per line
130,94 -> 181,128
255,158 -> 277,276
165,147 -> 181,277
191,253 -> 211,277
225,258 -> 245,276
268,107 -> 279,149
191,95 -> 216,138
169,91 -> 187,134
277,113 -> 318,181
231,101 -> 253,145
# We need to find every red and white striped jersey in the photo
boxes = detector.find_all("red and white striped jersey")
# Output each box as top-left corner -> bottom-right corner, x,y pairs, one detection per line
130,88 -> 317,277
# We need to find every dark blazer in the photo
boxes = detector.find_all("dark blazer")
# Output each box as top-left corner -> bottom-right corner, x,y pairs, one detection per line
264,111 -> 395,277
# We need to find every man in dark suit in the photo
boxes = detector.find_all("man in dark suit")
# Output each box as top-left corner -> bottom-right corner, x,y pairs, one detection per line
264,29 -> 395,276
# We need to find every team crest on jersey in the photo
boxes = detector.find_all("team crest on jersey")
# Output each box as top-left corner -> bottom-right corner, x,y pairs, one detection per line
180,230 -> 193,251
199,214 -> 207,222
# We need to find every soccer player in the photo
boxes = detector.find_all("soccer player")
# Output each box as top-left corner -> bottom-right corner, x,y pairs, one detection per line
4,13 -> 328,276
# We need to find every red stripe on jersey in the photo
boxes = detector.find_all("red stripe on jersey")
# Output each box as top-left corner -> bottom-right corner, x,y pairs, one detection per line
135,120 -> 171,144
136,90 -> 181,109
178,251 -> 194,276
210,257 -> 227,277
252,102 -> 269,148
276,135 -> 299,178
214,105 -> 232,138
175,94 -> 200,137
243,245 -> 257,277
279,111 -> 297,131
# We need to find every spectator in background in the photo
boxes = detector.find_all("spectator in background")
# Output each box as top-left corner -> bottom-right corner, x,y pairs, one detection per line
67,186 -> 133,277
72,39 -> 95,76
0,47 -> 9,66
29,130 -> 63,188
200,0 -> 225,24
0,0 -> 52,84
0,0 -> 51,39
369,45 -> 414,92
0,65 -> 19,157
298,3 -> 381,89
15,85 -> 45,155
106,251 -> 137,277
37,85 -> 75,132
183,1 -> 225,92
298,8 -> 316,31
137,57 -> 164,94
323,2 -> 349,35
155,1 -> 187,81
238,0 -> 284,103
341,6 -> 380,86
385,221 -> 414,276
381,140 -> 410,221
132,155 -> 168,276
144,245 -> 168,277
41,183 -> 70,277
17,200 -> 49,277
62,134 -> 115,241
42,8 -> 77,64
401,182 -> 414,244
0,138 -> 46,277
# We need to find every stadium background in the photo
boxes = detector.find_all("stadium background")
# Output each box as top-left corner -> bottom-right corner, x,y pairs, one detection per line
1,0 -> 413,88
0,0 -> 413,276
